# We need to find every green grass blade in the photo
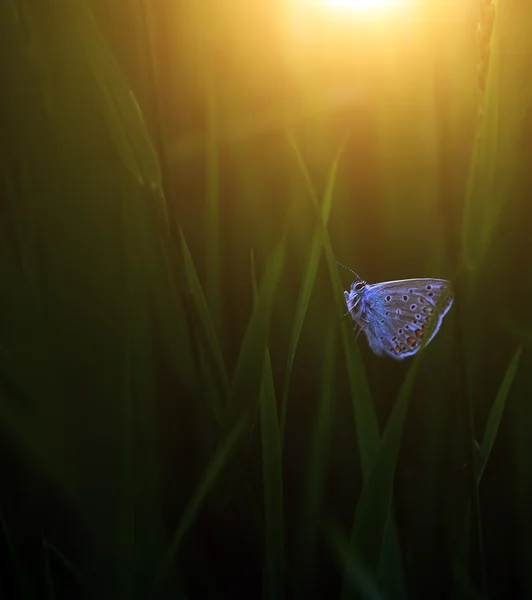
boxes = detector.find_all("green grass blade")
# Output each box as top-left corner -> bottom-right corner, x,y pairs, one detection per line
478,344 -> 523,482
228,237 -> 286,418
297,327 -> 336,597
42,540 -> 88,589
0,504 -> 35,600
42,534 -> 58,600
327,523 -> 382,600
179,227 -> 230,403
462,3 -> 532,268
340,358 -> 420,600
280,138 -> 345,447
154,410 -> 251,588
286,133 -> 379,475
260,350 -> 285,600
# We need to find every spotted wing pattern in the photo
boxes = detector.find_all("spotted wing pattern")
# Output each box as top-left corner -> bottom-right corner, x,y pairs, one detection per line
352,278 -> 453,360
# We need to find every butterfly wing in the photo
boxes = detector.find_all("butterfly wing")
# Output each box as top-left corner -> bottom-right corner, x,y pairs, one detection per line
362,279 -> 453,359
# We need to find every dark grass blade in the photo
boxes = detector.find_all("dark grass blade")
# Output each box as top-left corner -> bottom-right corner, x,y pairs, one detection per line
296,327 -> 336,597
0,504 -> 36,600
228,238 -> 286,419
260,350 -> 285,600
42,539 -> 88,591
42,537 -> 58,600
179,226 -> 230,409
327,523 -> 382,600
477,344 -> 522,483
288,133 -> 406,599
453,346 -> 522,600
154,410 -> 252,589
279,137 -> 346,448
285,132 -> 379,473
339,357 -> 421,600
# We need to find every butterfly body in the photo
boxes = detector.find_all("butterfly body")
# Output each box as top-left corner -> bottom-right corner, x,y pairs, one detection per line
344,275 -> 453,359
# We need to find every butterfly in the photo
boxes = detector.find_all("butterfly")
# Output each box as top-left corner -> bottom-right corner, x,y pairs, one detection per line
342,266 -> 453,359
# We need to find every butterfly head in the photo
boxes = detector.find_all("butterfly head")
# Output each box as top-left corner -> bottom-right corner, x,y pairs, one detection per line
344,276 -> 367,316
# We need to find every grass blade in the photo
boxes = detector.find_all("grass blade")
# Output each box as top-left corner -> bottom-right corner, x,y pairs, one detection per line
339,358 -> 420,600
477,344 -> 522,483
154,410 -> 251,588
228,238 -> 286,418
286,132 -> 379,474
280,138 -> 346,447
297,327 -> 336,597
260,350 -> 285,600
179,227 -> 229,405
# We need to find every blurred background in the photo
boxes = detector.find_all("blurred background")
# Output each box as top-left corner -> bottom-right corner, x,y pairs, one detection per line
1,0 -> 532,598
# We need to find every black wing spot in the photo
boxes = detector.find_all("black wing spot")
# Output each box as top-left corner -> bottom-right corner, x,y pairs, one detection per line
380,318 -> 385,323
403,295 -> 408,301
392,336 -> 398,341
398,328 -> 403,334
409,288 -> 413,293
428,292 -> 434,297
385,311 -> 389,316
386,295 -> 391,302
426,285 -> 432,290
405,325 -> 410,329
416,314 -> 421,319
396,309 -> 401,315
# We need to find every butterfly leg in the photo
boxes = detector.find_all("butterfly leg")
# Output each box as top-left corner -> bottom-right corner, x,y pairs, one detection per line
354,318 -> 370,341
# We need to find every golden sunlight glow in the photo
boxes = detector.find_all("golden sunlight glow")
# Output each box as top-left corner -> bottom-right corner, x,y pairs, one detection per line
315,0 -> 399,12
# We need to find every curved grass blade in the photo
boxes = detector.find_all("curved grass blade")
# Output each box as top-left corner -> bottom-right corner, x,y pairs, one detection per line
477,344 -> 522,483
154,410 -> 251,589
327,522 -> 382,600
279,137 -> 346,448
339,357 -> 420,600
454,345 -> 522,599
179,227 -> 229,409
285,132 -> 379,474
228,238 -> 286,419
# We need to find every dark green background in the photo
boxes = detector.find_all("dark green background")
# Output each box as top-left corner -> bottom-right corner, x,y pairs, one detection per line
1,1 -> 531,598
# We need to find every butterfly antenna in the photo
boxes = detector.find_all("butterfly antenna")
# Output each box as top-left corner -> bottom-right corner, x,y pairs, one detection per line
336,261 -> 359,278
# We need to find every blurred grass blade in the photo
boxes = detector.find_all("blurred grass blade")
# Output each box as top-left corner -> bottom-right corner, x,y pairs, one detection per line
297,327 -> 336,596
477,344 -> 522,483
462,3 -> 532,268
327,523 -> 382,600
250,247 -> 259,303
228,238 -> 286,417
286,132 -> 379,475
205,72 -> 221,332
179,227 -> 229,403
42,536 -> 58,600
0,504 -> 34,599
43,539 -> 88,589
154,410 -> 251,588
340,359 -> 420,600
280,138 -> 345,447
260,350 -> 285,600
